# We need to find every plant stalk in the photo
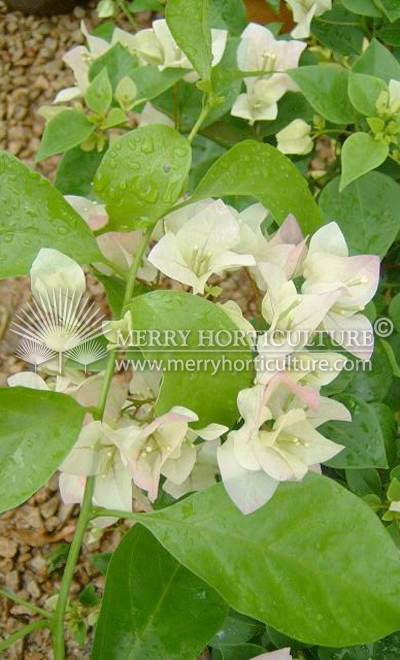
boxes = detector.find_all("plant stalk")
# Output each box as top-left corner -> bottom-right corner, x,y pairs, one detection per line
0,620 -> 49,652
122,225 -> 154,311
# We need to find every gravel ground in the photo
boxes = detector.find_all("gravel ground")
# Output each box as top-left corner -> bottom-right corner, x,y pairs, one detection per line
0,3 -> 143,658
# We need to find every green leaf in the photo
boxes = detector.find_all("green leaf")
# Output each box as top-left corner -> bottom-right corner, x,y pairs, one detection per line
55,144 -> 106,197
210,0 -> 247,35
345,468 -> 382,496
341,0 -> 383,17
89,43 -> 139,91
35,110 -> 95,163
139,475 -> 400,646
92,524 -> 228,660
166,0 -> 212,81
375,0 -> 400,22
210,612 -> 264,648
371,401 -> 397,467
379,21 -> 400,46
190,140 -> 322,234
311,6 -> 364,56
129,65 -> 188,102
345,341 -> 393,402
319,171 -> 400,258
130,0 -> 163,10
131,290 -> 254,427
321,394 -> 388,469
389,293 -> 400,332
348,72 -> 388,116
353,38 -> 400,82
0,388 -> 85,514
289,65 -> 356,124
89,552 -> 113,576
93,125 -> 191,230
340,133 -> 389,191
85,68 -> 113,115
0,151 -> 102,278
95,270 -> 147,317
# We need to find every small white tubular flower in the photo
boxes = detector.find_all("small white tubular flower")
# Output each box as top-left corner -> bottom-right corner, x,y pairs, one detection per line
238,211 -> 306,286
148,199 -> 255,294
287,0 -> 332,39
135,19 -> 227,78
231,23 -> 306,124
135,102 -> 174,128
30,248 -> 86,303
111,407 -> 199,501
164,440 -> 220,498
59,420 -> 134,521
302,223 -> 380,360
237,23 -> 306,90
276,119 -> 313,155
161,422 -> 228,492
218,383 -> 343,514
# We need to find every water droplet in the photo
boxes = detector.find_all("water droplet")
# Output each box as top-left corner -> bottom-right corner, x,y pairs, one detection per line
141,137 -> 154,154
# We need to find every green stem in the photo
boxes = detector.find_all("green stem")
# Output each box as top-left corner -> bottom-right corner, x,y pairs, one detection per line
52,477 -> 95,660
0,588 -> 52,620
122,225 -> 154,311
0,619 -> 49,652
52,350 -> 116,659
117,0 -> 138,30
188,100 -> 211,144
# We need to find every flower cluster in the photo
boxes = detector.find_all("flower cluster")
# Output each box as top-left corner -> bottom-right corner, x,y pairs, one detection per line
10,198 -> 379,520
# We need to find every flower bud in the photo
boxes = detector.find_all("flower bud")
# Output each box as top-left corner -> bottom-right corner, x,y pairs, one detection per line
276,119 -> 313,155
30,248 -> 86,303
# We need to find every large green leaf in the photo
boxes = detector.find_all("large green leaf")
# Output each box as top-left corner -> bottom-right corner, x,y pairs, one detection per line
0,151 -> 102,278
139,475 -> 400,646
166,0 -> 212,81
92,525 -> 228,659
289,65 -> 356,124
340,133 -> 388,191
127,66 -> 188,102
93,125 -> 192,230
35,110 -> 96,163
0,388 -> 85,513
353,38 -> 400,82
190,140 -> 322,233
130,290 -> 254,427
348,72 -> 388,116
321,394 -> 388,469
319,172 -> 400,258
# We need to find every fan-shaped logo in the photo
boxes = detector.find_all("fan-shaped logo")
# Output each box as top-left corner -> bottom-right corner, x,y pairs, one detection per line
11,288 -> 108,373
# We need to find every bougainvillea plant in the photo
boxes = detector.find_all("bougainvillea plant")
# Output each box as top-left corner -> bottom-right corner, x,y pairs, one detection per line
3,0 -> 400,658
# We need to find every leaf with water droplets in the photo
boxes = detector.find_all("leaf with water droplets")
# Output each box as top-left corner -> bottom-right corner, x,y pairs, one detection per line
166,0 -> 212,81
320,394 -> 388,469
140,474 -> 400,646
92,525 -> 228,660
0,388 -> 85,514
319,171 -> 400,258
93,125 -> 192,230
289,65 -> 356,124
190,140 -> 322,233
0,151 -> 102,279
